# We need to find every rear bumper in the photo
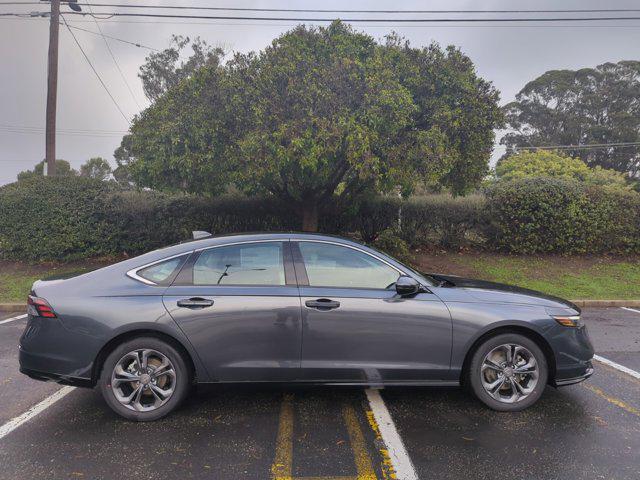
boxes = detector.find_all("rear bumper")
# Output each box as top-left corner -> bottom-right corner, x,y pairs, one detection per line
19,346 -> 94,387
19,364 -> 93,388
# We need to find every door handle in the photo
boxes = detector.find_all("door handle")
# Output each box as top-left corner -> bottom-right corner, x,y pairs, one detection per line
177,297 -> 214,309
305,298 -> 340,310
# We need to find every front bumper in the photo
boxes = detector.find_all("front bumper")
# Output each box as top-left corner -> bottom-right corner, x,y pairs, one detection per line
555,363 -> 594,386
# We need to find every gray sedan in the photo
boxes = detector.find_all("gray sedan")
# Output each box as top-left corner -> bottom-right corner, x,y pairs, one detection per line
19,233 -> 594,421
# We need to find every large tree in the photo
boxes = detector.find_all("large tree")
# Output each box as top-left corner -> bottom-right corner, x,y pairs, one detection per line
118,22 -> 502,231
80,157 -> 112,181
138,35 -> 225,102
502,61 -> 640,176
17,159 -> 76,180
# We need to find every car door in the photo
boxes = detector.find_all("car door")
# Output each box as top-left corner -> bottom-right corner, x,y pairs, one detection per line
293,240 -> 453,383
163,240 -> 302,382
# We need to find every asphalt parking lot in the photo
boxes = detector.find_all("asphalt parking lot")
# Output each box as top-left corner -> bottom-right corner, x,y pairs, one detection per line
0,307 -> 639,480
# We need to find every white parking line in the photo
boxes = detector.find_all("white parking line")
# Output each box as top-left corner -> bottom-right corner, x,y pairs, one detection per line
0,386 -> 75,440
0,314 -> 27,325
593,355 -> 640,381
621,306 -> 640,315
366,388 -> 418,480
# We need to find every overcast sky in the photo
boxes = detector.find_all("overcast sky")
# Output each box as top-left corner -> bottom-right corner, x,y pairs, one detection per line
1,0 -> 640,185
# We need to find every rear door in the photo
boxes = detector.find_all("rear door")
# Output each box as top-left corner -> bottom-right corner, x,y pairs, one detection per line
293,240 -> 452,383
163,240 -> 302,382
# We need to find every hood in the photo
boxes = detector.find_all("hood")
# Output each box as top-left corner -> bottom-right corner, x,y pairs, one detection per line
427,273 -> 580,312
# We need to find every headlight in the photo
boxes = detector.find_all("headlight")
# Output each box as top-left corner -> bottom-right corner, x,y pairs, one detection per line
552,315 -> 583,327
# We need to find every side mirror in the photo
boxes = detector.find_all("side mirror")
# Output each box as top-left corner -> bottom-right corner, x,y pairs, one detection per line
395,275 -> 420,296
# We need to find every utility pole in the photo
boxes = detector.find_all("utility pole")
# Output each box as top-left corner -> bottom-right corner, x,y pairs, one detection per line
45,0 -> 60,176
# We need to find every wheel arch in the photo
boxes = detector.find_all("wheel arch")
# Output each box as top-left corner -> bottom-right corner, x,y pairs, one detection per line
91,328 -> 200,386
460,324 -> 557,385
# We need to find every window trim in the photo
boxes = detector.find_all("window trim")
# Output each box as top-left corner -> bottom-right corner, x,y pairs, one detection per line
292,240 -> 405,290
183,240 -> 295,287
126,252 -> 192,286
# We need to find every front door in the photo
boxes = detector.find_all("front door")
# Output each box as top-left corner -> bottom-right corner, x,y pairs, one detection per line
163,241 -> 302,382
294,241 -> 452,383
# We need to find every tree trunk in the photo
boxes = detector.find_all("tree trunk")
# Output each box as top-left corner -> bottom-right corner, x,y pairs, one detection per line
301,203 -> 319,232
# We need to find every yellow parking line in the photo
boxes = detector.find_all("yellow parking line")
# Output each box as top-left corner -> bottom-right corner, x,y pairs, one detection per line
300,477 -> 358,480
272,393 -> 294,480
583,384 -> 640,417
343,404 -> 377,480
365,411 -> 396,480
270,394 -> 379,480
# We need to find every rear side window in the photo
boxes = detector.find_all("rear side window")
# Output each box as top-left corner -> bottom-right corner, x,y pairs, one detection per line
137,256 -> 185,285
193,242 -> 286,286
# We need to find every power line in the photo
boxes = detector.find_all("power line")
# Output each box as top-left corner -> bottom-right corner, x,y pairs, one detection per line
64,22 -> 158,50
6,3 -> 640,14
60,13 -> 130,124
55,12 -> 640,23
5,11 -> 640,23
0,128 -> 126,137
83,0 -> 141,110
0,15 -> 161,49
0,123 -> 127,133
6,15 -> 640,29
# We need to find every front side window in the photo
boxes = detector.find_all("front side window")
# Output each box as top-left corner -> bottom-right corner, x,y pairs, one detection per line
298,242 -> 399,289
193,242 -> 286,286
137,256 -> 186,285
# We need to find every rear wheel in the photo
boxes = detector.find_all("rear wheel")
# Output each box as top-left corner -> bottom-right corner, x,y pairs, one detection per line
98,337 -> 190,421
467,333 -> 548,411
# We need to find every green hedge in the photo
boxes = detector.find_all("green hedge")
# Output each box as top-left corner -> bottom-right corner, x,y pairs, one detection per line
0,176 -> 113,260
1,176 -> 639,261
486,177 -> 640,254
0,177 -> 300,261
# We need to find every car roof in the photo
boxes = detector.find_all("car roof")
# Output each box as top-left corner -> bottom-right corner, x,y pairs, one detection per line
179,231 -> 362,248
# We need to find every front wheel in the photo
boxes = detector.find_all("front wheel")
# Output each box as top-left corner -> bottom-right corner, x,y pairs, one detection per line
467,333 -> 548,411
98,337 -> 190,421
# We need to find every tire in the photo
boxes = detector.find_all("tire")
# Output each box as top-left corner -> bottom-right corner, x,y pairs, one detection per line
98,336 -> 190,421
467,333 -> 548,412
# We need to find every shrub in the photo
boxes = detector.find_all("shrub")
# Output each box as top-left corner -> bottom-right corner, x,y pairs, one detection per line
400,194 -> 488,249
486,177 -> 640,254
347,196 -> 400,242
1,175 -> 638,261
372,228 -> 411,262
495,150 -> 631,191
0,177 -> 299,261
583,186 -> 640,253
0,176 -> 114,261
99,191 -> 299,255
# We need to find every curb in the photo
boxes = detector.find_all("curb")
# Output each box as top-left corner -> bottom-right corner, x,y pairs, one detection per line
2,300 -> 640,314
570,299 -> 640,308
0,304 -> 26,314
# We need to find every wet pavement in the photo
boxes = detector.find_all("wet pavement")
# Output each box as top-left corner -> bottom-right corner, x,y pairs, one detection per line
0,307 -> 639,480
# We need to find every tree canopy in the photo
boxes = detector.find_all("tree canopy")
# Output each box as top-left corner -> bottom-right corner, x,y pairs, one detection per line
138,35 -> 225,102
501,61 -> 640,176
79,157 -> 112,181
495,150 -> 632,191
17,159 -> 76,180
118,22 -> 502,230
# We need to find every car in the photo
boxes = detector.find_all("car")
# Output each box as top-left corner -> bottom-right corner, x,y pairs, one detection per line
19,232 -> 594,421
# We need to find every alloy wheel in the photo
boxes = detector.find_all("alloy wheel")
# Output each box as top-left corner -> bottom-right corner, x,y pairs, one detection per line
110,349 -> 176,412
480,343 -> 539,404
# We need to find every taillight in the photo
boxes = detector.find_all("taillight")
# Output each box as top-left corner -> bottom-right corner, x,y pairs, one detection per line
27,295 -> 57,318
